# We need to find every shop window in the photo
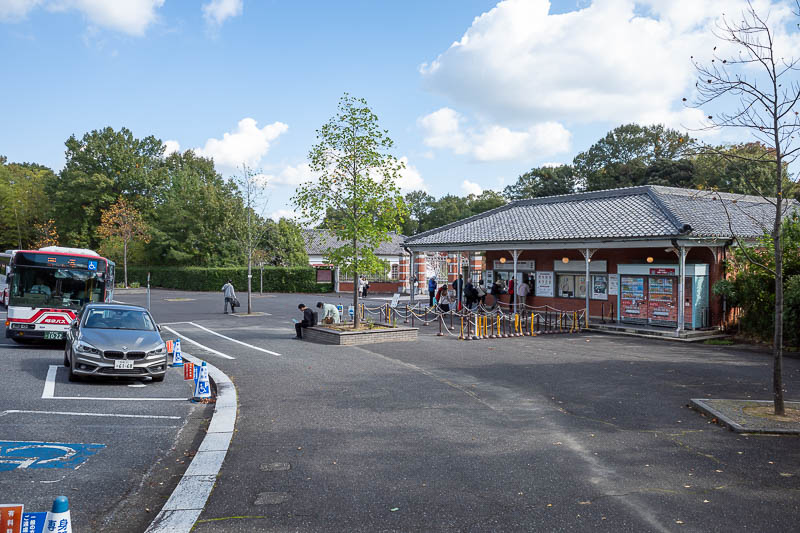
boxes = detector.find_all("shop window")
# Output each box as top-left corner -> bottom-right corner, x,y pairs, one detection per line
558,274 -> 607,300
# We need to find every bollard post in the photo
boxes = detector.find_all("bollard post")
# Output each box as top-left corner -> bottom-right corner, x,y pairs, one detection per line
438,314 -> 444,336
459,316 -> 464,340
404,305 -> 408,324
530,313 -> 535,336
411,310 -> 415,327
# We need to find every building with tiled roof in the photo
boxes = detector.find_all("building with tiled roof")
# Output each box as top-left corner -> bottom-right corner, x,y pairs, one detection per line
404,185 -> 799,335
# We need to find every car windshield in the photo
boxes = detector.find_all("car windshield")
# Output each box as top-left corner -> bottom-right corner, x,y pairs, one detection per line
83,308 -> 156,331
10,265 -> 105,311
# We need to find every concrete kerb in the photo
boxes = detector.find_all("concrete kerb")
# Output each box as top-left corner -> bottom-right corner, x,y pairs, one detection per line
689,398 -> 800,435
145,352 -> 237,533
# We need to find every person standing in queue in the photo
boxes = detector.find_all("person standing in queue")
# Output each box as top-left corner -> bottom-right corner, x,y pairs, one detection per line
294,303 -> 317,339
222,279 -> 236,314
428,276 -> 437,307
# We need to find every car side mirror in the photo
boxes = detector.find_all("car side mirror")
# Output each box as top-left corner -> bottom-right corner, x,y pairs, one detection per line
157,324 -> 162,332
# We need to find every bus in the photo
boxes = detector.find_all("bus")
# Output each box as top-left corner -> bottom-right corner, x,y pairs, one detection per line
0,251 -> 13,306
5,247 -> 115,342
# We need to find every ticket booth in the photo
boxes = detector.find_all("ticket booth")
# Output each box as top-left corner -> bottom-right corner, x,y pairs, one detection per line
487,260 -> 535,293
617,264 -> 710,329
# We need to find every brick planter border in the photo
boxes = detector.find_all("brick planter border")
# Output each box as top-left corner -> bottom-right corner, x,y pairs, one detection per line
303,325 -> 418,345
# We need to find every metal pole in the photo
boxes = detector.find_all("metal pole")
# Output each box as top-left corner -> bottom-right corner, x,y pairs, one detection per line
512,249 -> 519,315
146,272 -> 151,310
260,264 -> 263,295
677,246 -> 686,335
585,248 -> 591,330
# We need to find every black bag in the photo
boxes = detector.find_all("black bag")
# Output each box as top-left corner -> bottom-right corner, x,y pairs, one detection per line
232,297 -> 241,308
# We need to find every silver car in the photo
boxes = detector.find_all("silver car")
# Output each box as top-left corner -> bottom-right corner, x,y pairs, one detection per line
64,303 -> 167,382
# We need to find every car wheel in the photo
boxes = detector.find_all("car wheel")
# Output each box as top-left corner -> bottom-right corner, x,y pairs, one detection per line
68,362 -> 82,382
151,374 -> 165,383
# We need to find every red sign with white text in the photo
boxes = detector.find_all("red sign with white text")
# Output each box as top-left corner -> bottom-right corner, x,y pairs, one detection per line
0,504 -> 23,533
184,363 -> 194,381
649,268 -> 675,276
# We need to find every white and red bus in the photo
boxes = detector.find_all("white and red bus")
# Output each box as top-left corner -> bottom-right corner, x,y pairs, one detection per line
5,247 -> 115,342
0,251 -> 13,306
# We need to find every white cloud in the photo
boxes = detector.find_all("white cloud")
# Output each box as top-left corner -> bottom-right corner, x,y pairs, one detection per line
419,0 -> 799,130
1,0 -> 165,34
163,139 -> 180,156
263,162 -> 316,188
396,156 -> 426,192
196,118 -> 288,169
268,209 -> 298,222
419,107 -> 570,161
461,180 -> 483,196
202,0 -> 242,26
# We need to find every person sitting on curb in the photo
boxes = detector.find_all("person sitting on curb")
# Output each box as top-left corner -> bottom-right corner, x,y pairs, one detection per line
316,301 -> 341,324
294,303 -> 317,339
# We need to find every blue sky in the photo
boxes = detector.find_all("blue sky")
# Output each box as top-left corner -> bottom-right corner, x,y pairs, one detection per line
1,0 -> 797,220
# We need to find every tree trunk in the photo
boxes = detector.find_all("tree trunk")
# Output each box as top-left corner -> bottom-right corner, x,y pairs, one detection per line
247,252 -> 253,315
773,155 -> 785,415
123,238 -> 128,288
353,235 -> 360,329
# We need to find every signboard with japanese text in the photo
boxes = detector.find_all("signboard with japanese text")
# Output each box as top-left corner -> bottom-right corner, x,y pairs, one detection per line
608,273 -> 619,296
535,271 -> 554,297
649,268 -> 675,276
1,504 -> 23,533
592,275 -> 608,300
621,276 -> 646,320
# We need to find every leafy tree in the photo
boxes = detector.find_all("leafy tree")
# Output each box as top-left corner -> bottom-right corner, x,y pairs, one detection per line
260,218 -> 308,266
293,94 -> 407,327
467,190 -> 506,215
32,219 -> 59,249
399,190 -> 434,236
573,124 -> 691,191
690,1 -> 800,414
97,197 -> 151,287
148,150 -> 242,266
48,126 -> 167,248
504,165 -> 576,200
0,158 -> 55,250
692,143 -> 792,196
420,194 -> 473,232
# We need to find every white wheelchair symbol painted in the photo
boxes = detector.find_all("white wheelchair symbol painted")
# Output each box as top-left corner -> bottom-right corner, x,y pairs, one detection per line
0,441 -> 104,471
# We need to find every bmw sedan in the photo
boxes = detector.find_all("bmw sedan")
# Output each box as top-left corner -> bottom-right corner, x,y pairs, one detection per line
64,303 -> 168,382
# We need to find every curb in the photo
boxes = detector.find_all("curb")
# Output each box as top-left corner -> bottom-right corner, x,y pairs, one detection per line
145,353 -> 237,532
689,398 -> 800,435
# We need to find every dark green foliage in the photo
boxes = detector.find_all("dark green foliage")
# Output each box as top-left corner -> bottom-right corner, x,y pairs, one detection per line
713,214 -> 800,345
124,266 -> 331,293
503,165 -> 576,200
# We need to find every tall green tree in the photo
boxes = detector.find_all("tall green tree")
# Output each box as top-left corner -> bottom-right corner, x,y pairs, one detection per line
400,190 -> 434,236
692,143 -> 792,197
148,150 -> 242,266
0,157 -> 55,250
504,165 -> 576,200
260,218 -> 308,266
47,126 -> 167,248
293,94 -> 407,327
574,124 -> 691,191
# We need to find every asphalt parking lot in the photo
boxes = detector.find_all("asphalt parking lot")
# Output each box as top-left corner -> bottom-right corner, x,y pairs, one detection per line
2,289 -> 799,532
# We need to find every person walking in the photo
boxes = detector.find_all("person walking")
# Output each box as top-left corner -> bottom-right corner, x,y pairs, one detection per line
428,276 -> 437,307
222,279 -> 236,314
294,303 -> 317,338
362,277 -> 370,298
477,279 -> 487,307
453,274 -> 464,309
516,276 -> 530,313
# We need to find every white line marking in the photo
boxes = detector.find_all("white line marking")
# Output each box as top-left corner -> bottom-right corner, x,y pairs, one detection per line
188,322 -> 281,357
42,365 -> 57,398
161,326 -> 235,360
3,410 -> 181,420
42,365 -> 189,401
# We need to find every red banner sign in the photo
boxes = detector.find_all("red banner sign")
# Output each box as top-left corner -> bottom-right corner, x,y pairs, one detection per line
184,363 -> 195,381
0,504 -> 23,533
649,268 -> 675,276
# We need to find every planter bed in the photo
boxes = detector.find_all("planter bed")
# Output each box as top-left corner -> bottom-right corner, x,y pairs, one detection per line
304,325 -> 418,345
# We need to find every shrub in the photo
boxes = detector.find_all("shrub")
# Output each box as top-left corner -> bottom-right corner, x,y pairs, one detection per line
122,266 -> 332,293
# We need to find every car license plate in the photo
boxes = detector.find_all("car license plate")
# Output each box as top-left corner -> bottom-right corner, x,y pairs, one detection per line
43,331 -> 64,340
114,360 -> 134,370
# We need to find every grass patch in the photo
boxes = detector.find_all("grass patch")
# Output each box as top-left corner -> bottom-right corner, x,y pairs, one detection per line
742,406 -> 800,423
703,338 -> 735,346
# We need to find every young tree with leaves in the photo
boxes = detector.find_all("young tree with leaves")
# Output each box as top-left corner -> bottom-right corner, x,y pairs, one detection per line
32,219 -> 59,249
690,1 -> 800,415
97,197 -> 151,288
294,94 -> 407,328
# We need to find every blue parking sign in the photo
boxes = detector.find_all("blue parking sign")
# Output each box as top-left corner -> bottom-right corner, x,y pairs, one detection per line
87,260 -> 97,271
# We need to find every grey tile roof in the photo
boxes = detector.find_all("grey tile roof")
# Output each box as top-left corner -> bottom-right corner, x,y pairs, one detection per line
405,185 -> 799,247
303,229 -> 406,256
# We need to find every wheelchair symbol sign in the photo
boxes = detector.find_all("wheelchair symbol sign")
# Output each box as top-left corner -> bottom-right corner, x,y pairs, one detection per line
87,261 -> 97,271
0,441 -> 105,471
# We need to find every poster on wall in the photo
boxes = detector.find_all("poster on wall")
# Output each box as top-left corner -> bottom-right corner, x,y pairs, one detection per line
576,275 -> 587,298
608,273 -> 619,296
535,271 -> 554,297
558,275 -> 574,298
592,275 -> 608,300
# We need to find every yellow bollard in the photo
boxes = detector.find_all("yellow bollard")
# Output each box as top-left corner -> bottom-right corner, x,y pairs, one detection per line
531,313 -> 535,336
574,311 -> 578,332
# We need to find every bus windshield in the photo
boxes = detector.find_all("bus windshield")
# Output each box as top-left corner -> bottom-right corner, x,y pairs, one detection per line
9,265 -> 106,311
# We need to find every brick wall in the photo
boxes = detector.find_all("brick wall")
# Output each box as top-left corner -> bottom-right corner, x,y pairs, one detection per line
303,326 -> 418,345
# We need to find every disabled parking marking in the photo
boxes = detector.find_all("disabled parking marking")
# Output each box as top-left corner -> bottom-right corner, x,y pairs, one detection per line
42,366 -> 187,401
0,440 -> 105,471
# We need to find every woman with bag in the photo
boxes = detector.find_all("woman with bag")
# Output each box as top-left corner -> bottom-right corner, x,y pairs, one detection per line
222,279 -> 237,314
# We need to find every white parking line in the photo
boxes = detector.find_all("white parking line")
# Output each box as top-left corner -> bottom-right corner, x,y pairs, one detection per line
2,410 -> 181,420
188,322 -> 281,357
42,365 -> 188,401
161,326 -> 235,360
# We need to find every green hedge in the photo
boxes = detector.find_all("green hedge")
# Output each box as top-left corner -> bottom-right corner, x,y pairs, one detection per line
123,266 -> 332,293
